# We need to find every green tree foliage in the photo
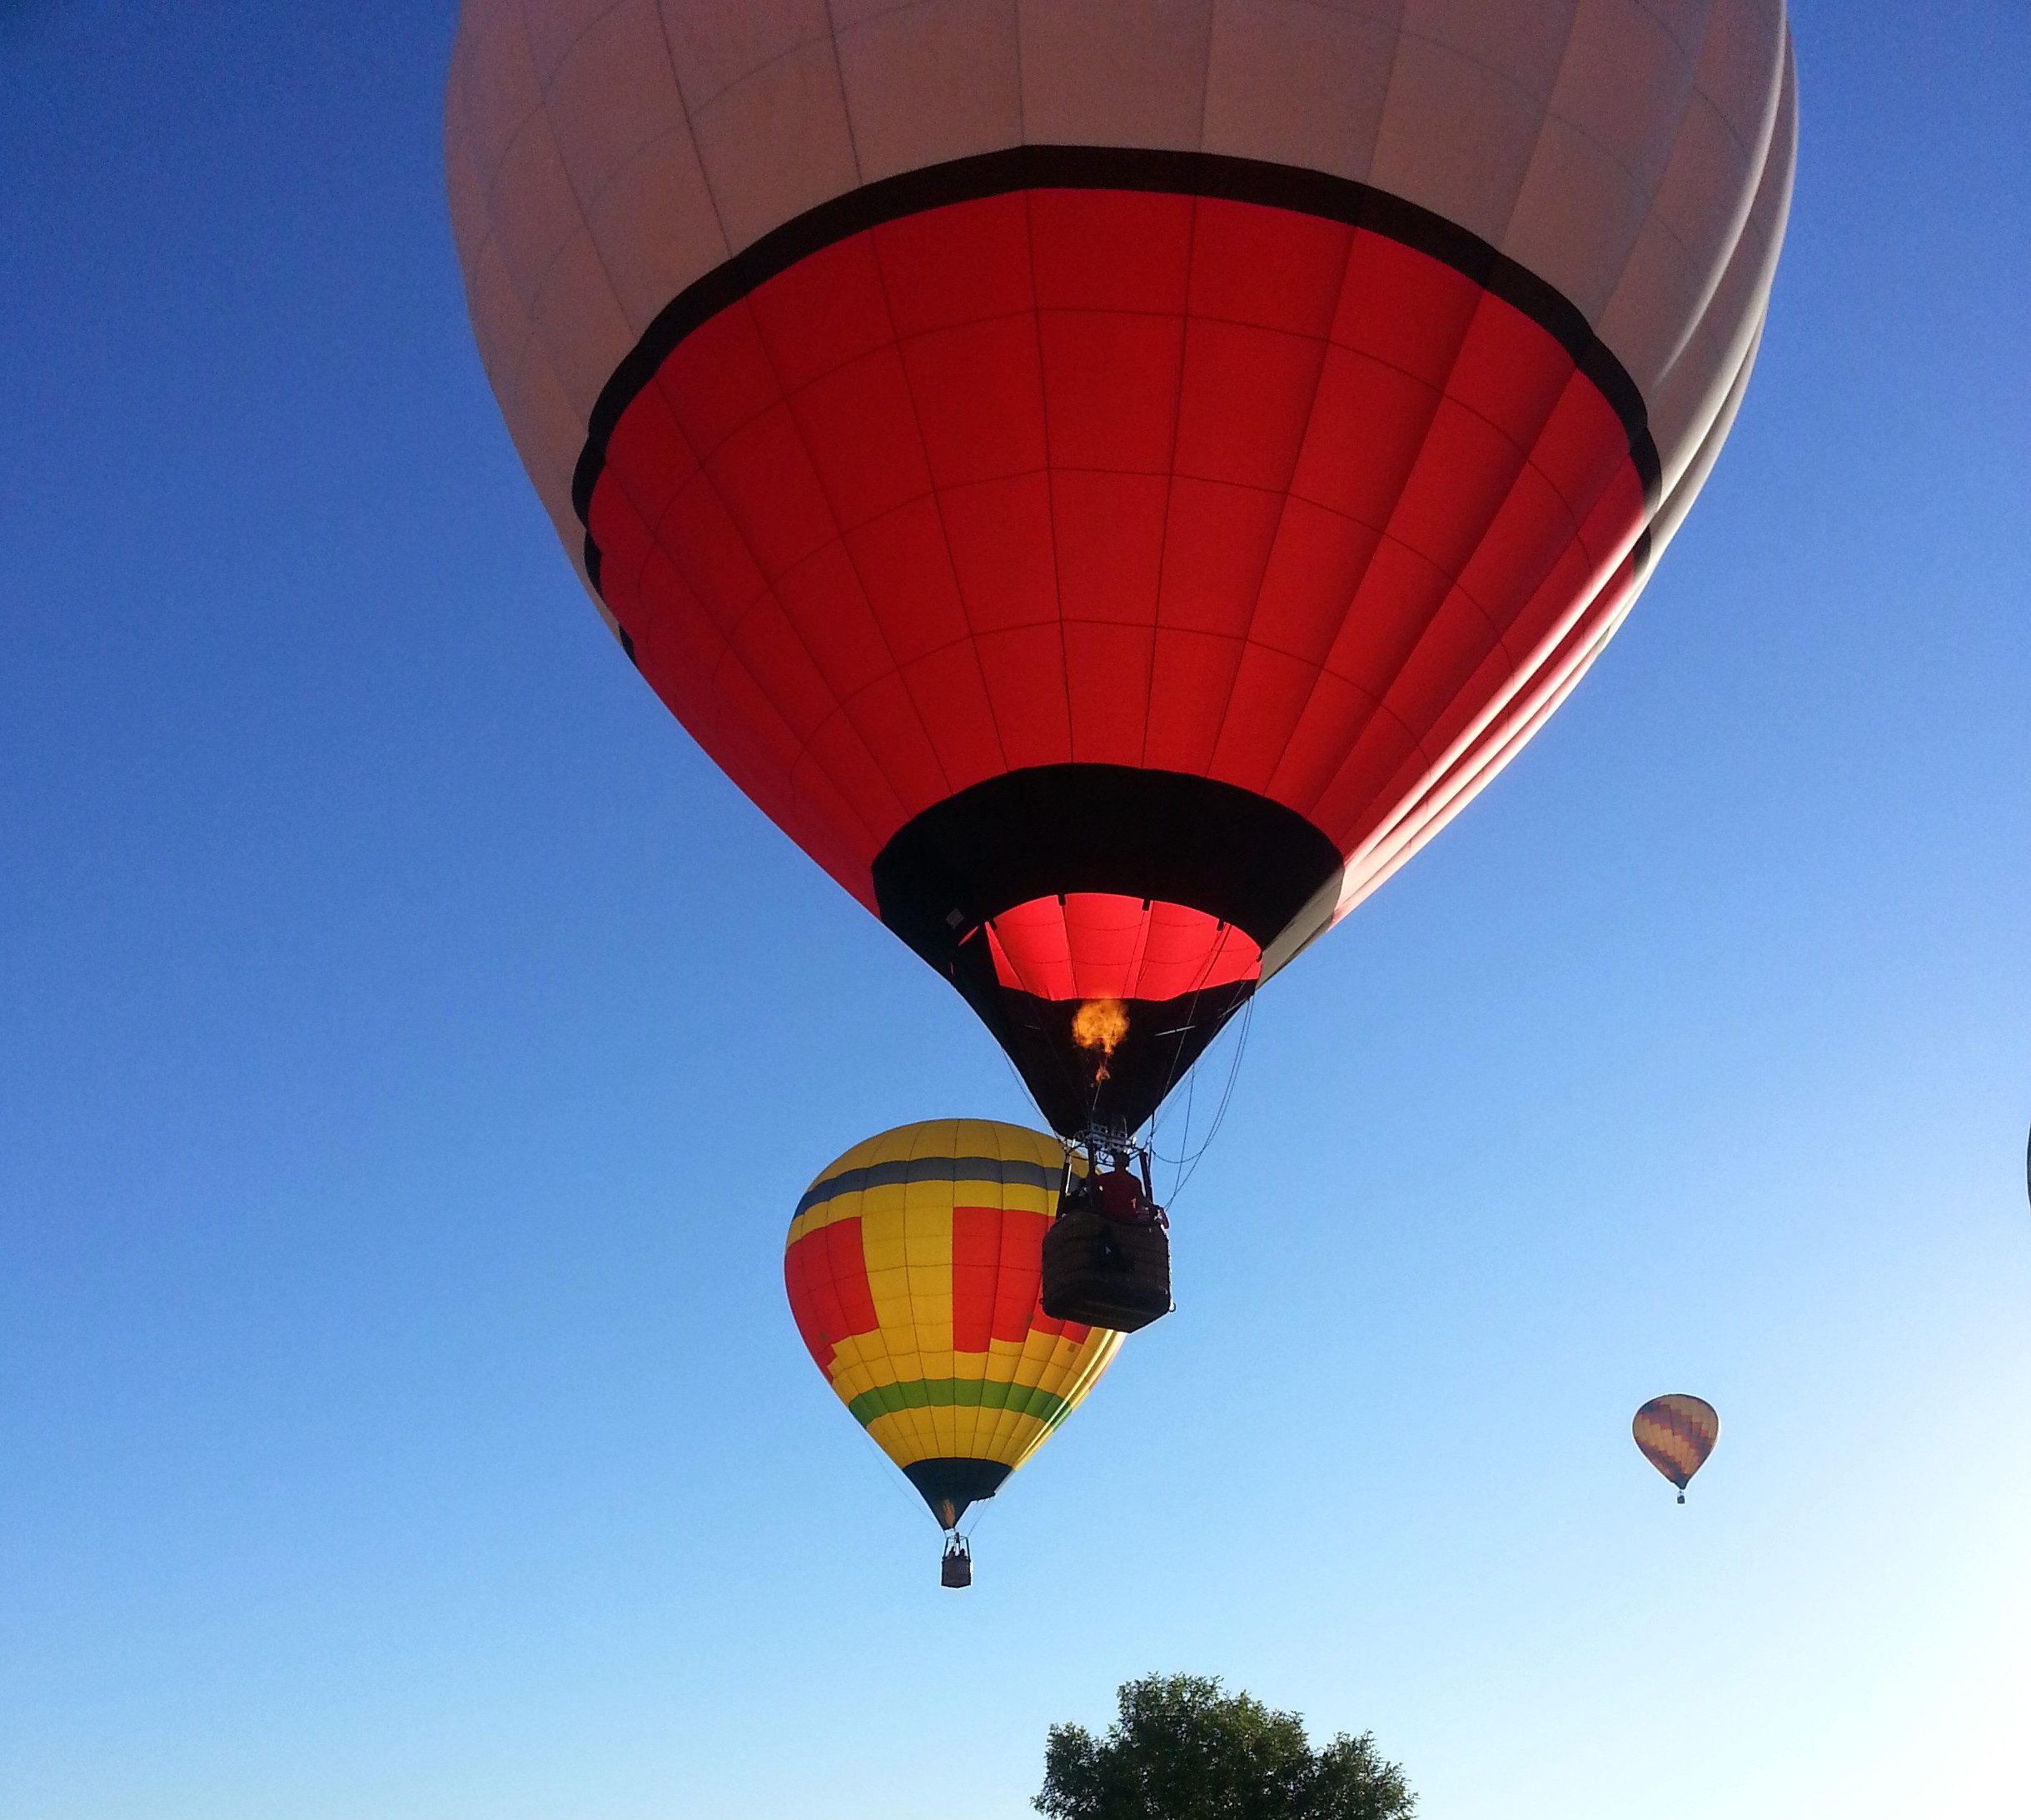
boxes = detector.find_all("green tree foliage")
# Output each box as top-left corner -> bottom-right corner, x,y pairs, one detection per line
1035,1674 -> 1416,1820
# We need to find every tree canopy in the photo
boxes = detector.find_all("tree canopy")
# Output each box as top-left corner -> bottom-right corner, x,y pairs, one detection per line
1035,1673 -> 1416,1820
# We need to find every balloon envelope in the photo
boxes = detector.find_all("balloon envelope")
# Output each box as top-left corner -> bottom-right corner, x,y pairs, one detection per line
449,1 -> 1796,1134
784,1119 -> 1119,1529
1633,1394 -> 1720,1493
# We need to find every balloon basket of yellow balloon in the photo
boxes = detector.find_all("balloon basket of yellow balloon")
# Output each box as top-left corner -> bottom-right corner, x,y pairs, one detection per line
939,1536 -> 973,1590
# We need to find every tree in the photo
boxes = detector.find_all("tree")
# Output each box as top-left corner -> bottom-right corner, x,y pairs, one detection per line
1035,1673 -> 1416,1820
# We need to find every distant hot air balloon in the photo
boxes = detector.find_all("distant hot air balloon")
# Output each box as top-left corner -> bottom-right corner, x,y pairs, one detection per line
448,1 -> 1796,1139
1633,1394 -> 1720,1503
784,1119 -> 1120,1584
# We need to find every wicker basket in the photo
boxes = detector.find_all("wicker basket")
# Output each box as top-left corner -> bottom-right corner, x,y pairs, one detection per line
1040,1207 -> 1172,1332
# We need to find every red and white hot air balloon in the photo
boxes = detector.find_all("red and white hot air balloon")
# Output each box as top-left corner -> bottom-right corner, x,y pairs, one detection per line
447,0 -> 1795,1138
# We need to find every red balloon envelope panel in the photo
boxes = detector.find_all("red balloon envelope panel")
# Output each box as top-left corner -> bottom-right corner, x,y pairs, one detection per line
448,0 -> 1796,1135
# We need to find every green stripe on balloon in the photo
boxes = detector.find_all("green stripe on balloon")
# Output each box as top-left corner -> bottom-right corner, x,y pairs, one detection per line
849,1377 -> 1070,1428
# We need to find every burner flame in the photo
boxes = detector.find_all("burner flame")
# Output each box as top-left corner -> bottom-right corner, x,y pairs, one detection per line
1071,997 -> 1129,1082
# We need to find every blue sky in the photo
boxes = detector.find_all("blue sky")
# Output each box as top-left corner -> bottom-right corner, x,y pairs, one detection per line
2,4 -> 2027,1818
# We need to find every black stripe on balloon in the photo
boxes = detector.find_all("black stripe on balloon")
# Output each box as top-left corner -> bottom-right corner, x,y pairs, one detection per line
874,763 -> 1342,961
902,1457 -> 1013,1526
795,1154 -> 1062,1221
572,144 -> 1662,592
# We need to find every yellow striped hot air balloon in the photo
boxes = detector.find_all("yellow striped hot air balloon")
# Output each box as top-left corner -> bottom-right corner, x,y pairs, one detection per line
784,1119 -> 1123,1584
1633,1395 -> 1720,1504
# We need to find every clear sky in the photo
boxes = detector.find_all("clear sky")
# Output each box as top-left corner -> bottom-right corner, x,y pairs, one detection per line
2,4 -> 2028,1818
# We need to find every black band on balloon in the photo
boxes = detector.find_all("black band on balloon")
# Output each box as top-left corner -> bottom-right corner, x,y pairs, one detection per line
870,764 -> 1342,971
795,1153 -> 1062,1221
903,1457 -> 1013,1524
572,144 -> 1662,591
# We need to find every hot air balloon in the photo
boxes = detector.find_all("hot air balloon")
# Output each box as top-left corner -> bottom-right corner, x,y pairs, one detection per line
1633,1394 -> 1720,1503
447,1 -> 1796,1141
784,1119 -> 1122,1583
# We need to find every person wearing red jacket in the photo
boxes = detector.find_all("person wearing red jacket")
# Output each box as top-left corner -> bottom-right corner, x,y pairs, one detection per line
1095,1158 -> 1155,1225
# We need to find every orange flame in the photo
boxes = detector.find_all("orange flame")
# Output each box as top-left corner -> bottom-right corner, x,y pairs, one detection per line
1071,997 -> 1129,1082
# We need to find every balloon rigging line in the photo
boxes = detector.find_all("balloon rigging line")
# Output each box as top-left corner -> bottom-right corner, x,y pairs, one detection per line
1151,1035 -> 1201,1205
850,1409 -> 932,1528
1120,910 -> 1251,1204
1146,920 -> 1234,1132
1146,994 -> 1254,1205
1167,997 -> 1252,1203
1147,997 -> 1242,1171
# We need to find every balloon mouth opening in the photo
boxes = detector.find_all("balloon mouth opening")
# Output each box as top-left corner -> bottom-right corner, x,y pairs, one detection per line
903,1458 -> 1011,1529
973,896 -> 1266,1123
983,895 -> 1263,1002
